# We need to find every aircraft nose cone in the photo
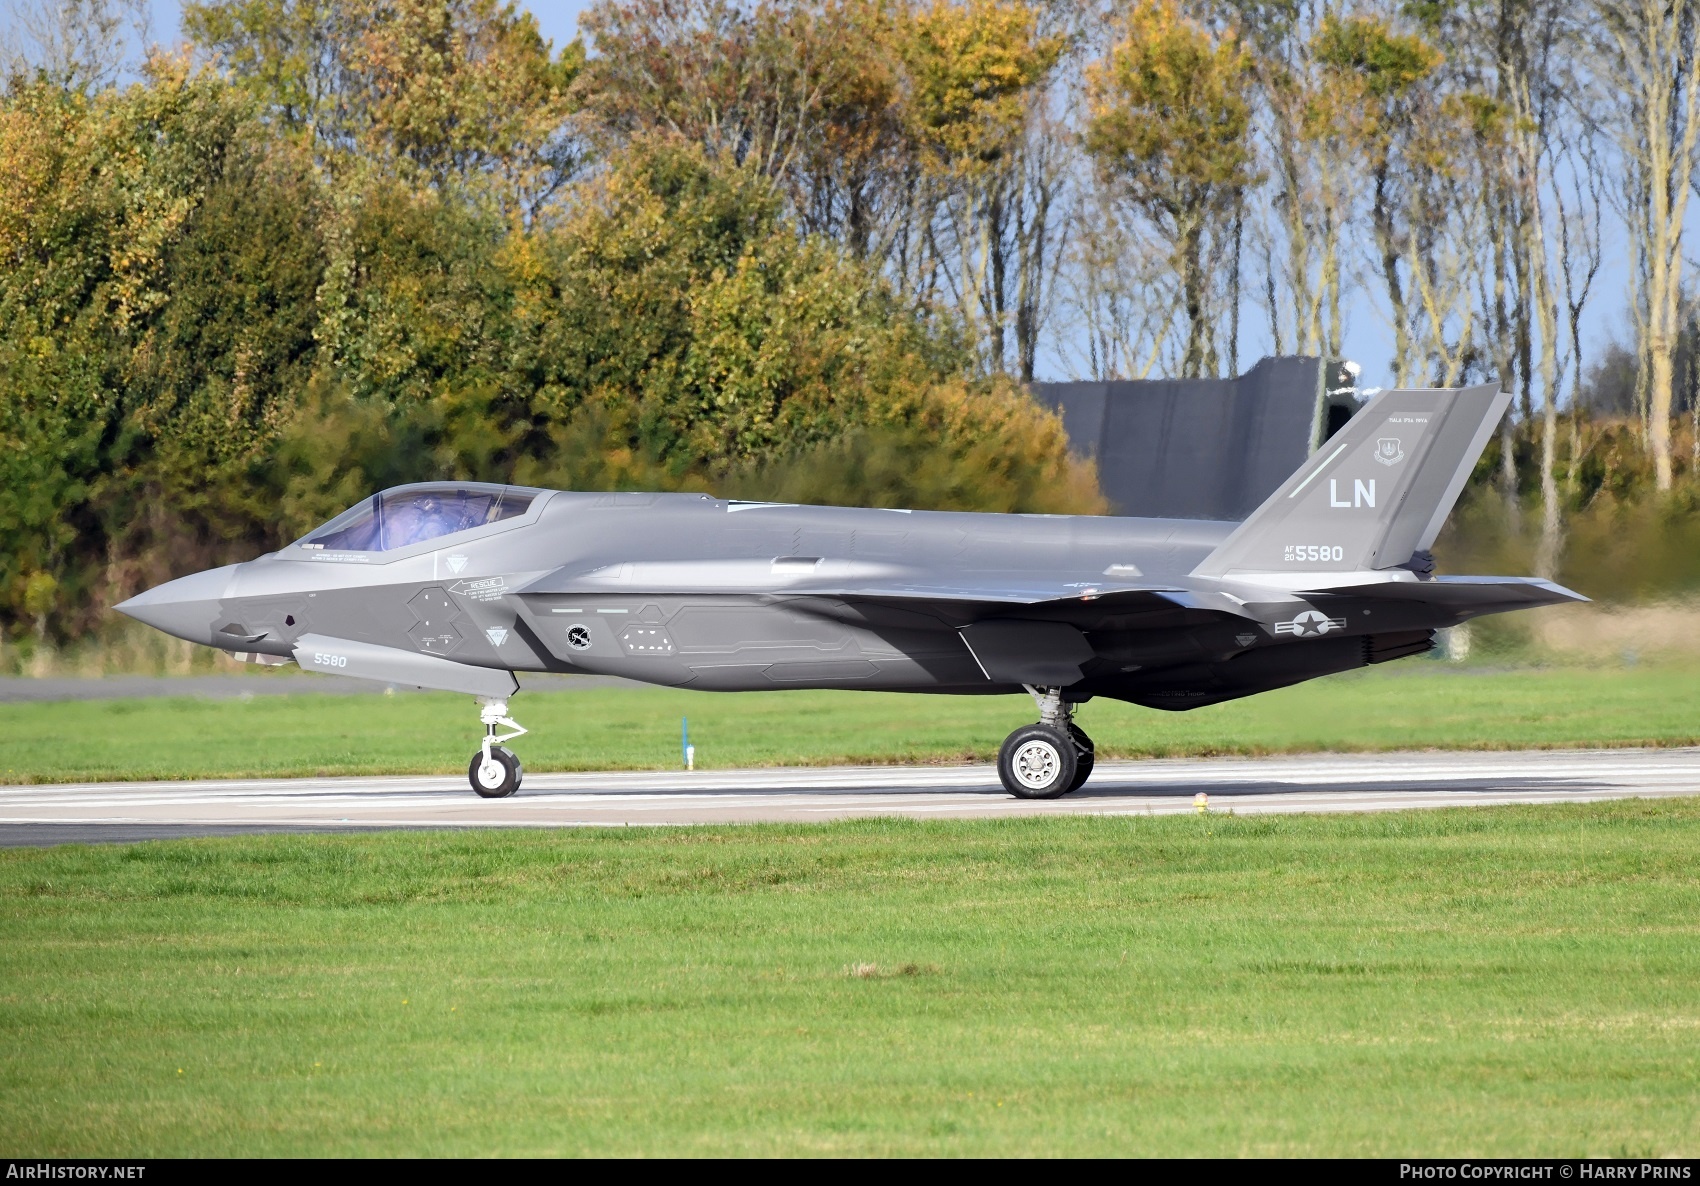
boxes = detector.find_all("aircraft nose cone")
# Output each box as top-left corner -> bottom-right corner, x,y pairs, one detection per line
114,565 -> 239,646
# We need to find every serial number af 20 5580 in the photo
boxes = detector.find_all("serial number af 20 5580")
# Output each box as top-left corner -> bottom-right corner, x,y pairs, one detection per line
1284,544 -> 1345,563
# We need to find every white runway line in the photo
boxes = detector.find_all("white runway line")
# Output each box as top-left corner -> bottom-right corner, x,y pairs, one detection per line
1,748 -> 1699,836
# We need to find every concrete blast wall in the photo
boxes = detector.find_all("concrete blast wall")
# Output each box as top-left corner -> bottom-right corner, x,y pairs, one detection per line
1033,356 -> 1352,521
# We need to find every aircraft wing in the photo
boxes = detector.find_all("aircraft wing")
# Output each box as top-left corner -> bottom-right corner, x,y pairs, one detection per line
799,578 -> 1188,609
517,557 -> 1583,625
515,560 -> 1187,610
518,561 -> 1218,688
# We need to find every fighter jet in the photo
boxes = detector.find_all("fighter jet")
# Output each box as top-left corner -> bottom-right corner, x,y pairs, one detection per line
117,383 -> 1582,799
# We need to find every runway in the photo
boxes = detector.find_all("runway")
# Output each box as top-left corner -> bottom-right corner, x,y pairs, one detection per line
2,748 -> 1698,844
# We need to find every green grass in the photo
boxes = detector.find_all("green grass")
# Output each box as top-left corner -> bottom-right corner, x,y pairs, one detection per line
3,664 -> 1699,783
2,804 -> 1697,1155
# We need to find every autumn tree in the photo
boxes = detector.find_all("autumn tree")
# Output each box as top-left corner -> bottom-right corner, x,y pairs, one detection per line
185,0 -> 583,214
282,139 -> 1103,519
1085,0 -> 1257,378
1,0 -> 150,91
1475,0 -> 1572,573
579,0 -> 1068,379
349,0 -> 583,209
580,0 -> 923,262
507,137 -> 990,470
1233,0 -> 1352,360
180,0 -> 354,135
580,0 -> 881,185
896,0 -> 1064,377
1585,0 -> 1700,492
0,62 -> 315,631
1308,12 -> 1442,385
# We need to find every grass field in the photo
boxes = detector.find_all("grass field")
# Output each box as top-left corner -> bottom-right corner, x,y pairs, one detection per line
2,663 -> 1699,784
1,802 -> 1697,1156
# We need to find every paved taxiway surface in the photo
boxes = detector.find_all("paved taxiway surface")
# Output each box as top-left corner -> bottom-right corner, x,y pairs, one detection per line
2,748 -> 1698,844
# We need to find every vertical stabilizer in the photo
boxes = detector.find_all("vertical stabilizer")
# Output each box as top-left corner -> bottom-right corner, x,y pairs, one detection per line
1191,383 -> 1508,580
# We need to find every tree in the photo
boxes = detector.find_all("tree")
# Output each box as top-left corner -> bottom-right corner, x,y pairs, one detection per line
1,0 -> 149,92
1238,0 -> 1353,361
1492,0 -> 1572,574
1552,119 -> 1605,422
1056,185 -> 1178,380
506,138 -> 976,469
350,0 -> 584,212
897,0 -> 1065,377
180,0 -> 352,135
185,0 -> 584,215
1585,0 -> 1700,491
1310,11 -> 1442,384
580,0 -> 921,265
0,62 -> 277,632
126,136 -> 327,541
1407,93 -> 1487,387
581,0 -> 873,180
283,140 -> 1103,519
579,0 -> 1069,379
1085,0 -> 1257,378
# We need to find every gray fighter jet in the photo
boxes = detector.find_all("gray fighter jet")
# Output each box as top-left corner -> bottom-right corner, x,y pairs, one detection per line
117,383 -> 1582,799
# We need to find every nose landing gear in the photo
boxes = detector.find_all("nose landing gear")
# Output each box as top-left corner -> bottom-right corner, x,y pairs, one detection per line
997,686 -> 1095,799
469,697 -> 527,798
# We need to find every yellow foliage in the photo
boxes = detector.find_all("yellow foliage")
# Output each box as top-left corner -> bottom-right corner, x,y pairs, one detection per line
1084,0 -> 1255,197
1309,14 -> 1442,164
1082,0 -> 1254,376
721,376 -> 1107,514
899,0 -> 1062,169
186,0 -> 582,212
350,0 -> 582,199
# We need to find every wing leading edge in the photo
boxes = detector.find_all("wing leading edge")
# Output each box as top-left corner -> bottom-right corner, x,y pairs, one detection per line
515,560 -> 1186,610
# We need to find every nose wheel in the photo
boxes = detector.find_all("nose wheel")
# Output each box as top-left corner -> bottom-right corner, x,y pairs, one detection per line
470,746 -> 523,797
997,687 -> 1094,799
469,698 -> 527,798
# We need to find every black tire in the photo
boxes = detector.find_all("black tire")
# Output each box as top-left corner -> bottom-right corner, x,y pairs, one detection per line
997,724 -> 1078,799
468,745 -> 523,798
1067,724 -> 1095,792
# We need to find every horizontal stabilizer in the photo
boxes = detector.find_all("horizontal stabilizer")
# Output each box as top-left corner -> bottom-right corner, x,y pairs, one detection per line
1303,575 -> 1587,614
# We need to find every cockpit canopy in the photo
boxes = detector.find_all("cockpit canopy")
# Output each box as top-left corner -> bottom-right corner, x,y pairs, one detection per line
299,482 -> 539,552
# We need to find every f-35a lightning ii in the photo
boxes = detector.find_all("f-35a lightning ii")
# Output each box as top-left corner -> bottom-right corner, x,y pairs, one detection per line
117,383 -> 1582,799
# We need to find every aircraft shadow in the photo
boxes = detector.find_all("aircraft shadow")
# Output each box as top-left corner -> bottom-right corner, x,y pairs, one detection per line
1066,775 -> 1616,801
518,771 -> 1621,800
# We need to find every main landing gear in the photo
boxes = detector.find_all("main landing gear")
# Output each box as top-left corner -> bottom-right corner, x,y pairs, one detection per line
997,686 -> 1094,799
469,697 -> 527,798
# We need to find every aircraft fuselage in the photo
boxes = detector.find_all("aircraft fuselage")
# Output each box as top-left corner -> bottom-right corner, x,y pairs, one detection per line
115,383 -> 1583,798
122,491 -> 1452,711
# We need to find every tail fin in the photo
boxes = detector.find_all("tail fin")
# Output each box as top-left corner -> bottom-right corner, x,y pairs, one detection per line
1192,383 -> 1508,581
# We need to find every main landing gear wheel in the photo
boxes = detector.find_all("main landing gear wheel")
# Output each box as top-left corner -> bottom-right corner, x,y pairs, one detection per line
1067,724 -> 1095,793
997,685 -> 1093,799
467,696 -> 528,798
998,724 -> 1077,799
470,746 -> 523,798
